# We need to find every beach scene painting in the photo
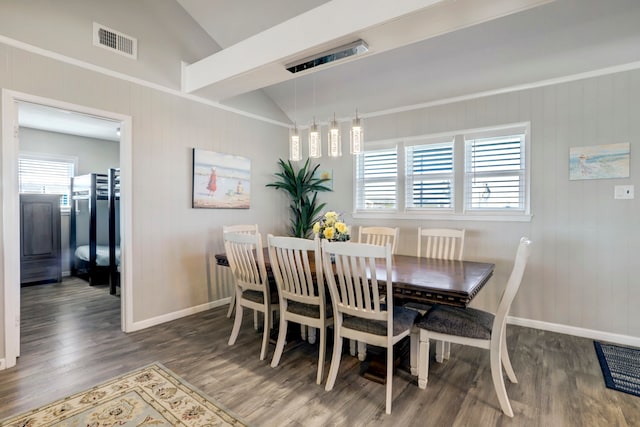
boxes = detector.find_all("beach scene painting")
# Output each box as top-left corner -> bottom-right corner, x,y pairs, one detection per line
192,149 -> 250,209
569,143 -> 630,180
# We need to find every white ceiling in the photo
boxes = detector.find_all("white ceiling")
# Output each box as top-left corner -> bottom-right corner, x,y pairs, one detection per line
178,0 -> 640,126
19,102 -> 121,142
17,0 -> 640,137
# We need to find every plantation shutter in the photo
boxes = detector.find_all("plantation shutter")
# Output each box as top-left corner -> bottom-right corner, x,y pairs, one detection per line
406,142 -> 454,209
464,133 -> 525,211
355,147 -> 398,210
19,155 -> 75,207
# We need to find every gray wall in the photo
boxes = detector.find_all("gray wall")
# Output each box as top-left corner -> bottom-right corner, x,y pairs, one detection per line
19,127 -> 120,274
318,69 -> 640,338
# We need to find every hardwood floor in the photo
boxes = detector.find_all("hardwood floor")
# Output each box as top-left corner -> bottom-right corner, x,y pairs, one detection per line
1,277 -> 638,426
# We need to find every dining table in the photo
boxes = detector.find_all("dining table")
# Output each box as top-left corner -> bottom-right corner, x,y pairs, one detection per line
215,248 -> 495,381
215,249 -> 495,308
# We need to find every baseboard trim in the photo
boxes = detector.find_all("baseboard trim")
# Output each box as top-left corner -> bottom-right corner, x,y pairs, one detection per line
508,316 -> 640,348
128,297 -> 231,332
0,358 -> 6,370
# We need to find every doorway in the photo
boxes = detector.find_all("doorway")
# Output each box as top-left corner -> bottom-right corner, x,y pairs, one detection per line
2,90 -> 133,369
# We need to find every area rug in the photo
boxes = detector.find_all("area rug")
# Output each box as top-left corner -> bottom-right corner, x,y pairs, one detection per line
594,341 -> 640,397
1,362 -> 249,426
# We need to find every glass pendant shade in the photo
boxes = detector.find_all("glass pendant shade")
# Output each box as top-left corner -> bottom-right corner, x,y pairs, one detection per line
308,119 -> 321,158
350,114 -> 363,154
289,126 -> 302,161
327,115 -> 342,157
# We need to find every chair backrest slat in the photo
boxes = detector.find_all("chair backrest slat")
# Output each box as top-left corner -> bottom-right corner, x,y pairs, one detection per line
268,235 -> 323,307
359,226 -> 399,254
417,228 -> 465,260
223,224 -> 259,235
223,232 -> 268,293
323,241 -> 390,321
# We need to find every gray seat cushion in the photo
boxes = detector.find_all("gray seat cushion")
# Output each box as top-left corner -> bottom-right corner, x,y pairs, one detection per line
415,304 -> 494,340
287,301 -> 332,319
242,289 -> 278,304
342,306 -> 418,336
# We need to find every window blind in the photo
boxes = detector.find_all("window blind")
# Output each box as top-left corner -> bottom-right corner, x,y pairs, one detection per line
19,156 -> 75,207
355,147 -> 398,210
406,142 -> 453,209
465,134 -> 525,211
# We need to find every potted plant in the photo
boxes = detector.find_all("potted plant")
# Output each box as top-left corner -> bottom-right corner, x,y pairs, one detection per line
266,159 -> 331,238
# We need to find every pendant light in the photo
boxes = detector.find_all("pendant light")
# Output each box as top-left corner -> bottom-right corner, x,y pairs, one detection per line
350,109 -> 363,154
308,117 -> 321,158
289,80 -> 302,161
328,113 -> 342,157
289,124 -> 302,161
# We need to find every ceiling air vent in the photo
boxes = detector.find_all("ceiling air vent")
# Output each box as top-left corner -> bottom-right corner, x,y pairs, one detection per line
286,39 -> 368,74
93,22 -> 137,59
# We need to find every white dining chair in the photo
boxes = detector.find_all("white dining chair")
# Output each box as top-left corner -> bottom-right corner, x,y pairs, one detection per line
322,240 -> 418,414
268,235 -> 332,384
351,226 -> 400,361
222,224 -> 259,321
358,226 -> 400,254
409,227 -> 467,362
224,231 -> 279,361
415,237 -> 532,417
417,227 -> 465,260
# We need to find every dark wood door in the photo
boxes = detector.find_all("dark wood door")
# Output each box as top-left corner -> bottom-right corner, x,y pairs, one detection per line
20,194 -> 62,284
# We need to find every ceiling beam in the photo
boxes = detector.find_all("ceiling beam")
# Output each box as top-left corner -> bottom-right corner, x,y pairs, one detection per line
182,0 -> 553,100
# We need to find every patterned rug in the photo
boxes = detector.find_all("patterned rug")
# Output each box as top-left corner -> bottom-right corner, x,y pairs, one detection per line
1,363 -> 249,426
594,341 -> 640,397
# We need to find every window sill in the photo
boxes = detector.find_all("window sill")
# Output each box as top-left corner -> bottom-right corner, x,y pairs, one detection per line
352,211 -> 532,222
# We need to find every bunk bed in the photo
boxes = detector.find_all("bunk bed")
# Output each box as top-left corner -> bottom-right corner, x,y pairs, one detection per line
108,167 -> 120,295
70,169 -> 120,293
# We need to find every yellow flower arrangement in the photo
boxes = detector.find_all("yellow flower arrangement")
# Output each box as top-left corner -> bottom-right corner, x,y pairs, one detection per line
314,211 -> 350,242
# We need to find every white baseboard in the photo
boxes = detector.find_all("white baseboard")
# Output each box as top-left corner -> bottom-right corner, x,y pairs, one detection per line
0,358 -> 6,370
508,316 -> 640,348
127,297 -> 231,332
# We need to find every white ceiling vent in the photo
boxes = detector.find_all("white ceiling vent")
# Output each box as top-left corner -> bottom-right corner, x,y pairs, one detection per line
93,22 -> 137,59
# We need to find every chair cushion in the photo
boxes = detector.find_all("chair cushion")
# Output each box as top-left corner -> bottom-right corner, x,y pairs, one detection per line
342,306 -> 418,336
287,301 -> 332,319
242,289 -> 278,304
415,305 -> 494,340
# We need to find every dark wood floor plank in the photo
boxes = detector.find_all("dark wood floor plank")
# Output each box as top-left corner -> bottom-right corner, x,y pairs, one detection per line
0,277 -> 638,426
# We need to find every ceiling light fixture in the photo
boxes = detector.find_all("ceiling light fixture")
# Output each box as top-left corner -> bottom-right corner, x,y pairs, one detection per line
289,80 -> 302,161
328,113 -> 341,157
286,39 -> 369,74
308,118 -> 321,158
350,110 -> 363,154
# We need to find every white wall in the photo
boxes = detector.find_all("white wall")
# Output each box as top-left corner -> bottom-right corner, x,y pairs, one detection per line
317,69 -> 640,339
0,42 -> 290,360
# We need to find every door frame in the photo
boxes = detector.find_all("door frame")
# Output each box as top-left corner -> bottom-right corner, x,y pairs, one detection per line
2,89 -> 134,368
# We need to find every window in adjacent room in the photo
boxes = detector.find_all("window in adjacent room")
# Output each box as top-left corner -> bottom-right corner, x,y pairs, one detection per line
18,153 -> 77,210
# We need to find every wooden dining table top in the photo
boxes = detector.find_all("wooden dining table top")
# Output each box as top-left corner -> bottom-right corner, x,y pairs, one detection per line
215,248 -> 494,308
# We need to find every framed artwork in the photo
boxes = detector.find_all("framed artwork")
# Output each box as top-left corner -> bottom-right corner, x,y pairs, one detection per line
192,149 -> 250,209
569,143 -> 630,180
314,168 -> 333,191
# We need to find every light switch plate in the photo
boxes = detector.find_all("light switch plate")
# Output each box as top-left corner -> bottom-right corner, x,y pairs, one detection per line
614,185 -> 634,199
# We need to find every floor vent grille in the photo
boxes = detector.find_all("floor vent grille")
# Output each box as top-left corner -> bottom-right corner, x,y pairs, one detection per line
93,23 -> 137,59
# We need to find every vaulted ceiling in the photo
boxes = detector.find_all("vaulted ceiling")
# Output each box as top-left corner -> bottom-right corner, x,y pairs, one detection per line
16,0 -> 640,139
177,0 -> 640,127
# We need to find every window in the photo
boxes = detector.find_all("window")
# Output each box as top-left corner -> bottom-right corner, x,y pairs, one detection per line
19,153 -> 76,209
355,147 -> 398,210
354,123 -> 529,220
465,134 -> 525,211
406,141 -> 454,209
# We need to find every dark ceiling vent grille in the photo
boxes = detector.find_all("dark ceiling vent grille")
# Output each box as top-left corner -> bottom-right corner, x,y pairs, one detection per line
93,22 -> 137,59
286,40 -> 369,74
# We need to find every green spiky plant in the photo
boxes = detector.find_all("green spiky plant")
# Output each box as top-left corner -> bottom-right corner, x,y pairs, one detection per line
266,159 -> 331,238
